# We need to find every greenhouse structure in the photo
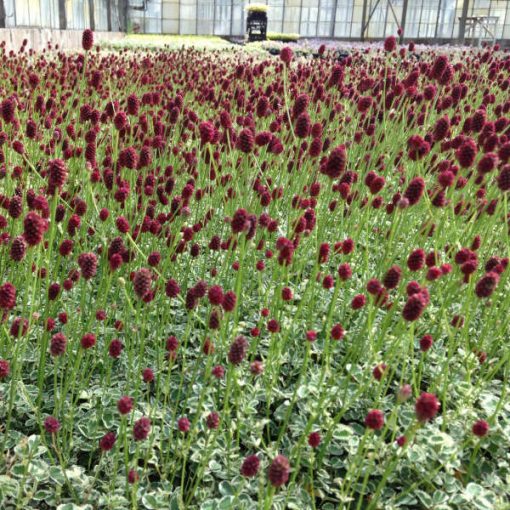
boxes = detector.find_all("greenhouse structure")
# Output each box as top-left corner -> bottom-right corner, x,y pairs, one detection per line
1,0 -> 510,45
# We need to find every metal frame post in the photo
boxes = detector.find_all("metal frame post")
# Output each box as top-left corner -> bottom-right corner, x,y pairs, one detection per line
434,0 -> 442,39
88,0 -> 95,29
230,0 -> 233,35
459,0 -> 470,43
383,0 -> 389,37
281,0 -> 285,33
417,0 -> 425,38
361,0 -> 369,40
107,0 -> 112,30
0,0 -> 5,28
331,0 -> 339,37
400,0 -> 408,42
59,0 -> 67,29
298,0 -> 303,35
317,0 -> 322,37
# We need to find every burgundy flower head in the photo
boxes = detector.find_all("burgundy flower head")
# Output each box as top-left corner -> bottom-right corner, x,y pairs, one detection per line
0,359 -> 10,379
240,455 -> 260,477
268,454 -> 290,487
206,411 -> 220,430
384,36 -> 397,52
415,392 -> 440,421
280,46 -> 293,65
472,419 -> 489,437
99,432 -> 116,452
44,416 -> 61,434
50,333 -> 67,356
365,409 -> 385,430
308,431 -> 321,448
178,417 -> 190,433
117,396 -> 133,415
78,252 -> 98,280
24,212 -> 47,246
0,282 -> 16,310
133,268 -> 152,299
323,145 -> 346,179
80,333 -> 96,349
82,29 -> 94,51
133,417 -> 151,441
228,335 -> 249,365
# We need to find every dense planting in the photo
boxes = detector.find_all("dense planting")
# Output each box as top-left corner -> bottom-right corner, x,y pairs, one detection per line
0,32 -> 510,509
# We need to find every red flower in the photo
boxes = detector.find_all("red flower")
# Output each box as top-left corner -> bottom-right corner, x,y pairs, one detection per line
407,248 -> 425,271
99,432 -> 116,452
80,333 -> 96,349
365,409 -> 385,430
78,252 -> 98,280
212,365 -> 225,379
142,368 -> 154,383
472,419 -> 489,437
0,359 -> 10,379
456,138 -> 478,168
222,291 -> 237,312
0,282 -> 16,310
133,268 -> 152,299
206,412 -> 220,429
109,339 -> 124,358
241,455 -> 260,477
475,272 -> 499,298
338,263 -> 352,281
178,417 -> 190,433
47,159 -> 68,194
306,330 -> 317,342
236,129 -> 254,154
9,317 -> 28,338
44,416 -> 61,434
82,29 -> 94,51
116,216 -> 130,233
367,278 -> 383,295
372,363 -> 387,381
384,35 -> 397,52
433,116 -> 450,141
133,417 -> 151,441
128,469 -> 139,484
402,293 -> 427,321
419,334 -> 433,352
331,323 -> 344,340
415,392 -> 440,421
117,396 -> 133,415
323,145 -> 346,179
250,360 -> 264,375
281,287 -> 293,301
295,112 -> 311,138
497,165 -> 510,191
10,236 -> 26,262
351,294 -> 366,309
207,285 -> 224,306
383,265 -> 402,289
50,333 -> 67,356
165,278 -> 180,298
403,177 -> 425,205
166,336 -> 179,351
268,454 -> 290,486
396,435 -> 407,447
308,431 -> 321,448
23,212 -> 47,246
280,46 -> 293,65
231,208 -> 248,233
228,336 -> 249,365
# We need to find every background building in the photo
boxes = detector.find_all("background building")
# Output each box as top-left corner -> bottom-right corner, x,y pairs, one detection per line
1,0 -> 509,44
